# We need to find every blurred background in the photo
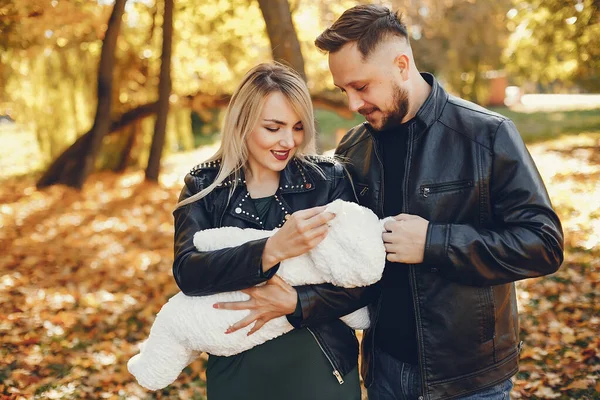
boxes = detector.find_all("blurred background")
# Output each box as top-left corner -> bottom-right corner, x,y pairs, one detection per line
0,0 -> 599,399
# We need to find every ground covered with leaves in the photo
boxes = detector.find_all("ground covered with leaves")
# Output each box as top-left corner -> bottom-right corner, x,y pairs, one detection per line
1,134 -> 599,399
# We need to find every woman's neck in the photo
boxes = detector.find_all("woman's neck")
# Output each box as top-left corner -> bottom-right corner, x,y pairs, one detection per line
244,167 -> 280,198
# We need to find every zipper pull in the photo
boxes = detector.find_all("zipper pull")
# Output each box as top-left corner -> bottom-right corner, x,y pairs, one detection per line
421,187 -> 430,198
333,369 -> 344,384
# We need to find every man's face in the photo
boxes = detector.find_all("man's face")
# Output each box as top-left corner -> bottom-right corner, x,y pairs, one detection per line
329,42 -> 409,131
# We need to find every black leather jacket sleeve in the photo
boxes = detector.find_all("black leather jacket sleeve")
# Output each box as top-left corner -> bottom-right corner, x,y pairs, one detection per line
289,163 -> 380,328
172,175 -> 278,296
424,119 -> 564,286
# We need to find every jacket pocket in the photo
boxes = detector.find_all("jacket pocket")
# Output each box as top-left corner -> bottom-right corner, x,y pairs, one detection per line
353,182 -> 375,211
355,182 -> 369,197
420,179 -> 473,198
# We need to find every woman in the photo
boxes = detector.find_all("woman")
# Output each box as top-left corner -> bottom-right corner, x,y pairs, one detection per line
172,63 -> 372,400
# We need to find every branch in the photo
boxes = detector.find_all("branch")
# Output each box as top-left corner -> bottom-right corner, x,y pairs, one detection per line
36,90 -> 354,188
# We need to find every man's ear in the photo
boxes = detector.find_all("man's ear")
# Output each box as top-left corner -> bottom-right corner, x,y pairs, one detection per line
394,54 -> 410,80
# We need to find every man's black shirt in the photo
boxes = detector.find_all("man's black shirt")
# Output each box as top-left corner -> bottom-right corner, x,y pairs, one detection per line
374,119 -> 418,365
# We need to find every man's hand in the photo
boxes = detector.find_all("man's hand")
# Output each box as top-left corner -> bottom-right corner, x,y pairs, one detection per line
213,275 -> 297,336
382,214 -> 430,263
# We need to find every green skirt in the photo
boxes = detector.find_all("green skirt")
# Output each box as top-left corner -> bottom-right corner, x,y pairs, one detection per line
206,328 -> 360,400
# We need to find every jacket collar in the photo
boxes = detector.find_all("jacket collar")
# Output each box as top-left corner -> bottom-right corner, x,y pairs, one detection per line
214,157 -> 315,195
218,157 -> 315,229
227,188 -> 293,229
278,157 -> 316,194
364,72 -> 448,140
413,72 -> 448,136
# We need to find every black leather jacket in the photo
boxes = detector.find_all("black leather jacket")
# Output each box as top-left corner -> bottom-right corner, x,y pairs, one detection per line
335,73 -> 564,399
172,155 -> 375,383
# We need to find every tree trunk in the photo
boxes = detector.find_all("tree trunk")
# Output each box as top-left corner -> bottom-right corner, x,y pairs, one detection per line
37,104 -> 156,188
145,0 -> 173,182
36,91 -> 352,189
257,0 -> 306,80
471,58 -> 481,105
114,123 -> 138,172
36,0 -> 126,189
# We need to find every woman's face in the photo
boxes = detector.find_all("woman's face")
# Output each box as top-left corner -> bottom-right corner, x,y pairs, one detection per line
246,91 -> 305,176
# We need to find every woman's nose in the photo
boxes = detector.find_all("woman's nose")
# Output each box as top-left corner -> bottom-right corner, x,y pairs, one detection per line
279,129 -> 295,148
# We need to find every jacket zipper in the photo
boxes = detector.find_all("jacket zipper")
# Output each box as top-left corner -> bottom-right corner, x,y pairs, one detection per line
403,125 -> 428,400
410,267 -> 426,400
420,180 -> 473,198
364,129 -> 385,385
218,183 -> 344,385
372,123 -> 427,397
370,134 -> 385,217
306,327 -> 344,384
218,191 -> 233,228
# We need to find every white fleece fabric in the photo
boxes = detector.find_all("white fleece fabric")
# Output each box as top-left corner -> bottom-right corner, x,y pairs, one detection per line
128,199 -> 388,391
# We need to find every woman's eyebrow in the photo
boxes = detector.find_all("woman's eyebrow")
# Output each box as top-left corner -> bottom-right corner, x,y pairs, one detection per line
263,119 -> 286,125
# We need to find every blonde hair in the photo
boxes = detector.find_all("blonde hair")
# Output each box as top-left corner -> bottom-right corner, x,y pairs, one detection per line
176,62 -> 317,209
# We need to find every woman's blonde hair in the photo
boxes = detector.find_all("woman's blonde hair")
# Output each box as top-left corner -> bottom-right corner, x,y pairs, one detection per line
176,62 -> 317,208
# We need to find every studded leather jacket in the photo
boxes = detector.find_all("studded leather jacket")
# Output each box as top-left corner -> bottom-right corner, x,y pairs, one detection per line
172,155 -> 376,383
335,73 -> 564,399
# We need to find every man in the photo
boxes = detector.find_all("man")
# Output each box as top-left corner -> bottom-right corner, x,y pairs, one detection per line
316,5 -> 564,400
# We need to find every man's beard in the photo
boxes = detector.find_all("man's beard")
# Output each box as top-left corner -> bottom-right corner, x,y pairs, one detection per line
364,83 -> 410,131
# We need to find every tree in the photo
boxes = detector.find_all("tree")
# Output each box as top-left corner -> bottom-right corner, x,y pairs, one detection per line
9,0 -> 354,188
145,0 -> 174,182
257,0 -> 306,79
395,0 -> 511,103
504,0 -> 600,91
37,0 -> 127,189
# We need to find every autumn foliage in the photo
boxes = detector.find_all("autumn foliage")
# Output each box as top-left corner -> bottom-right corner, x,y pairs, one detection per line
1,135 -> 599,399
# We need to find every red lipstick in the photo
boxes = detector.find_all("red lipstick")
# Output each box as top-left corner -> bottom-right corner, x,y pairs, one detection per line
271,150 -> 290,161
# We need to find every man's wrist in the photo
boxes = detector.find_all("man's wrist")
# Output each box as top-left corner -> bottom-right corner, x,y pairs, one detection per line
424,223 -> 449,264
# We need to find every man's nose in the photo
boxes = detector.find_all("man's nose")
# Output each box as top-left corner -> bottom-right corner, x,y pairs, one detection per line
347,93 -> 364,113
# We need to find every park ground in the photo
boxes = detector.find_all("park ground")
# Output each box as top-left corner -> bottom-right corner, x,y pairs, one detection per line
1,103 -> 599,399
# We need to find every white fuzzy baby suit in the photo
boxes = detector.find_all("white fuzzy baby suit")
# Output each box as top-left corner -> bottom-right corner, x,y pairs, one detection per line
128,199 -> 388,390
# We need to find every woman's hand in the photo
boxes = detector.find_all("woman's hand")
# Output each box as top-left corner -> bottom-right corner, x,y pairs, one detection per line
213,275 -> 297,335
261,206 -> 335,272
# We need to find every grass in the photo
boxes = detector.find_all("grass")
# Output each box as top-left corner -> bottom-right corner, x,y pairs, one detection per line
1,106 -> 598,179
489,107 -> 600,144
315,109 -> 364,151
2,111 -> 598,399
313,106 -> 600,149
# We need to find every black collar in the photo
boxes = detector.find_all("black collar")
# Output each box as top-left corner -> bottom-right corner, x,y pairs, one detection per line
213,157 -> 316,195
363,72 -> 448,140
218,158 -> 316,229
413,72 -> 448,137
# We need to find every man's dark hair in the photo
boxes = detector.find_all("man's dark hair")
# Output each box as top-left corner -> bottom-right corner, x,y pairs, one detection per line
315,5 -> 409,59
